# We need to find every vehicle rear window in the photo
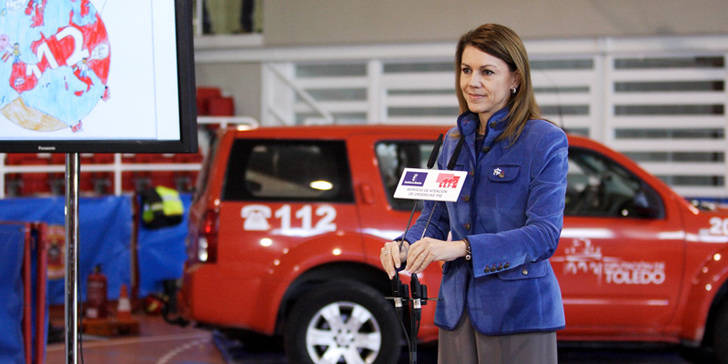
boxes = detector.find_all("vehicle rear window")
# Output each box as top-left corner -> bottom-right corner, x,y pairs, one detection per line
375,141 -> 434,211
222,139 -> 354,202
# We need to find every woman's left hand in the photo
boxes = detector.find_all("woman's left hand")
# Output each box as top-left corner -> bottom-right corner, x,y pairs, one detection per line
405,237 -> 467,274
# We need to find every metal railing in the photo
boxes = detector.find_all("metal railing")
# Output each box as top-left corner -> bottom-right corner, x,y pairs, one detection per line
241,36 -> 728,198
0,116 -> 259,198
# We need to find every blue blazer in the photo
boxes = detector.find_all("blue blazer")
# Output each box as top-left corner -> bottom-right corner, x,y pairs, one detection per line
403,108 -> 568,335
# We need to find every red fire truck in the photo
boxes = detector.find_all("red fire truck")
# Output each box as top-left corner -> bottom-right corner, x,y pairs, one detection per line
176,125 -> 728,364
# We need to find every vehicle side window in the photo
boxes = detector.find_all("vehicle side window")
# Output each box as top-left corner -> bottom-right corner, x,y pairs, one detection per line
375,141 -> 433,210
223,139 -> 354,202
565,147 -> 664,219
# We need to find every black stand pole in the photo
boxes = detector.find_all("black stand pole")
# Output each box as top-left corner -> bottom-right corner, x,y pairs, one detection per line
64,153 -> 80,364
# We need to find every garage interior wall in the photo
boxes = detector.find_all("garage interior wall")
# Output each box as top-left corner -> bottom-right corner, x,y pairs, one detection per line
194,0 -> 727,199
261,0 -> 728,46
196,0 -> 728,120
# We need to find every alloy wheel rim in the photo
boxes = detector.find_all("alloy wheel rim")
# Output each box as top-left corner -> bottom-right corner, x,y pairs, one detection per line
305,301 -> 382,364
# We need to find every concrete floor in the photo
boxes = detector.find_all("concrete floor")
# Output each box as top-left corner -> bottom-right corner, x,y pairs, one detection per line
42,313 -> 711,364
45,315 -> 226,364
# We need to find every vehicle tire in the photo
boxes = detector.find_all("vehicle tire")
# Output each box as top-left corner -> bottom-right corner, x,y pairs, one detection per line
284,280 -> 401,364
713,301 -> 728,364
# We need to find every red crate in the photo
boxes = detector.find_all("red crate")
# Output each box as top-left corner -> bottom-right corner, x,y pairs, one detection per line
196,87 -> 222,116
21,173 -> 50,195
208,96 -> 235,116
151,171 -> 176,189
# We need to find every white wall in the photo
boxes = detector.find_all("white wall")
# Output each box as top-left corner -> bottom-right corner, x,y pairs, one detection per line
262,0 -> 728,46
194,0 -> 728,129
195,62 -> 262,121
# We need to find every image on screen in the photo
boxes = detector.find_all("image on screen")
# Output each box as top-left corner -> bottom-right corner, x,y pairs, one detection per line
0,0 -> 196,153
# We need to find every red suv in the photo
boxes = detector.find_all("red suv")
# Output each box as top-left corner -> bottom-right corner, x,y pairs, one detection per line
178,125 -> 728,364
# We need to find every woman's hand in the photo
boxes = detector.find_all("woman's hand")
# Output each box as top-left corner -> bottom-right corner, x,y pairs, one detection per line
380,240 -> 409,279
405,238 -> 467,274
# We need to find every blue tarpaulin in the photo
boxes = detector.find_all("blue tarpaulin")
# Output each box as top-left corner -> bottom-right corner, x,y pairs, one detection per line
0,223 -> 27,364
137,194 -> 191,297
0,196 -> 132,304
0,193 -> 188,303
30,226 -> 48,364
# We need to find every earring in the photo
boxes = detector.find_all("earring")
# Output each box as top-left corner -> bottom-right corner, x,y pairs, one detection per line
511,87 -> 517,95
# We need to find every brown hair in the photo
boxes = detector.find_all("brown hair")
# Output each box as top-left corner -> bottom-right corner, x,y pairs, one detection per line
455,24 -> 542,144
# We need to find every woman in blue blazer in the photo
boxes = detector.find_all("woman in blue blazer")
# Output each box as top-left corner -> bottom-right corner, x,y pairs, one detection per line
381,23 -> 568,364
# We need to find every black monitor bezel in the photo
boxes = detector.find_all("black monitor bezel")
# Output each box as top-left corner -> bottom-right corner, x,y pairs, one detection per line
0,0 -> 198,154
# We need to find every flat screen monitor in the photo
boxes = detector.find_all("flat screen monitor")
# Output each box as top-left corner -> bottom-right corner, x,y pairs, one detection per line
0,0 -> 197,153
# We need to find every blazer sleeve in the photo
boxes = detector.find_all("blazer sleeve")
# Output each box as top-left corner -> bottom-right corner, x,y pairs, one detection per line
469,126 -> 569,279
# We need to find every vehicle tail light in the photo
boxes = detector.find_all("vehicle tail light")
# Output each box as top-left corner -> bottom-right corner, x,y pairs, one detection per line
198,209 -> 219,263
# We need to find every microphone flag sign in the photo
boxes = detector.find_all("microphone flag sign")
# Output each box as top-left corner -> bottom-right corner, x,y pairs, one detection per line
393,168 -> 467,202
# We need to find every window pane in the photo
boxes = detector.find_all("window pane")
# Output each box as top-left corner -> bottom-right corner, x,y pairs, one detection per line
298,88 -> 367,102
614,56 -> 724,69
375,141 -> 434,210
615,81 -> 724,92
535,86 -> 590,94
623,151 -> 725,163
384,62 -> 452,73
198,0 -> 262,34
531,59 -> 594,70
565,148 -> 663,218
223,139 -> 354,202
296,64 -> 367,78
540,105 -> 589,116
615,128 -> 724,139
615,104 -> 724,116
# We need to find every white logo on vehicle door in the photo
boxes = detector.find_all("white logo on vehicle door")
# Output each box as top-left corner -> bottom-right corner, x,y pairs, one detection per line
240,204 -> 338,233
241,205 -> 272,231
708,217 -> 728,236
553,239 -> 666,285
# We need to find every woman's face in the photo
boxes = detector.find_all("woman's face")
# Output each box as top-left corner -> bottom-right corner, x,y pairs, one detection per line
459,45 -> 518,123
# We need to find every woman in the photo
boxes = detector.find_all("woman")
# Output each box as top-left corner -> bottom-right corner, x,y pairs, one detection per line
380,23 -> 568,364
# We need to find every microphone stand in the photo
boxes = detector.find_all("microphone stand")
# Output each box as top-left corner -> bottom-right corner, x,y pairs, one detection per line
389,134 -> 442,364
406,137 -> 465,363
389,135 -> 466,364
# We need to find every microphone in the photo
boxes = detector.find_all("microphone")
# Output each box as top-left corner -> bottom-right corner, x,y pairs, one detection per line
427,134 -> 443,169
447,138 -> 465,170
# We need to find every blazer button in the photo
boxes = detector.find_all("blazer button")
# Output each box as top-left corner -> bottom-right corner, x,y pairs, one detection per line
522,269 -> 528,276
464,223 -> 471,230
504,263 -> 510,269
483,267 -> 489,273
463,195 -> 470,202
497,264 -> 503,270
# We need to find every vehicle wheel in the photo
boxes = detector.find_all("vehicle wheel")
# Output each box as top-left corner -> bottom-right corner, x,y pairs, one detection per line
284,280 -> 401,364
713,301 -> 728,364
